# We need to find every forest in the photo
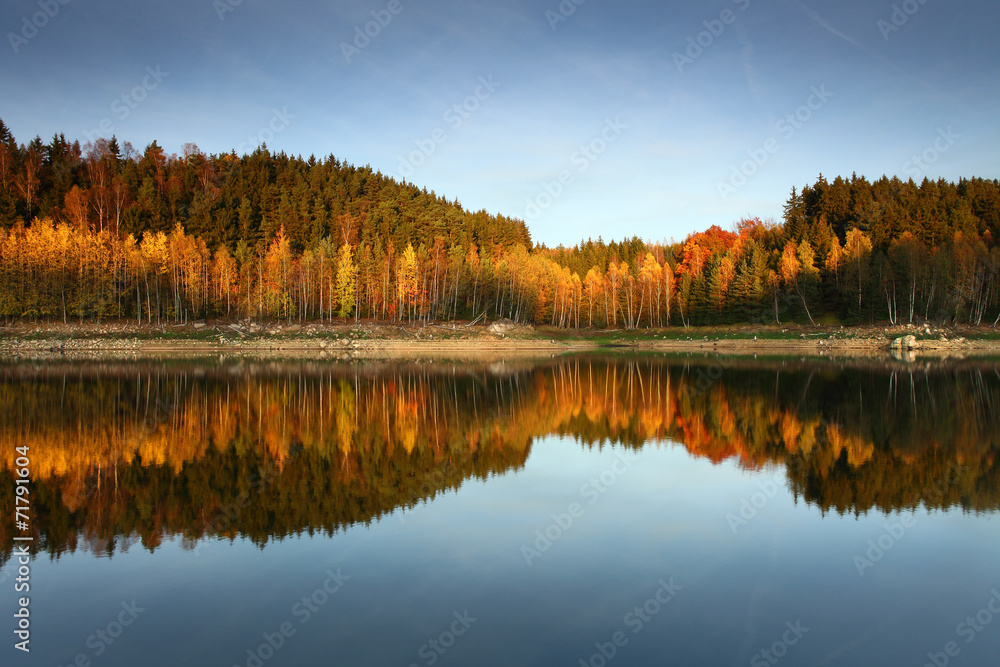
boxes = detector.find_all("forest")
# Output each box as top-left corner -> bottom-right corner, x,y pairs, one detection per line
1,120 -> 999,328
1,357 -> 998,563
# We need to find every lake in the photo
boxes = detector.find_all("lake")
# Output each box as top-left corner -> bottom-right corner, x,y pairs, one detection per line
2,354 -> 999,666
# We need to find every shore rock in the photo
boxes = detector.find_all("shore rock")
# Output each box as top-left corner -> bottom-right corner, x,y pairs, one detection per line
488,319 -> 517,335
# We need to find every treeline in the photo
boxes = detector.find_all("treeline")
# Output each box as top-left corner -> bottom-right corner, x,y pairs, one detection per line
1,120 -> 998,326
2,357 -> 998,563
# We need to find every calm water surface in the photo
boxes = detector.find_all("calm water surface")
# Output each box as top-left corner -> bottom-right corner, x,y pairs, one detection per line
1,355 -> 998,666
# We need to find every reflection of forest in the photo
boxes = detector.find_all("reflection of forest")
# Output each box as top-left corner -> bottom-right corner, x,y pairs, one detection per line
2,356 -> 998,563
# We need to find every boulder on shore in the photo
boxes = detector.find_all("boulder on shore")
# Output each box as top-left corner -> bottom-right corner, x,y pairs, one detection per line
488,319 -> 517,335
891,334 -> 918,350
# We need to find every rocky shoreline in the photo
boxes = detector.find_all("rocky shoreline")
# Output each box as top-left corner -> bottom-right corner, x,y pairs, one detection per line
0,320 -> 996,360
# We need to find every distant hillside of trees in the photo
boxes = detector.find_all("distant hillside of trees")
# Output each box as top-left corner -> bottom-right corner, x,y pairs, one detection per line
0,120 -> 998,326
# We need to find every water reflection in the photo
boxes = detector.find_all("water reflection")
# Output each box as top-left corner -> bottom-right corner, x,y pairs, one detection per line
2,355 -> 998,566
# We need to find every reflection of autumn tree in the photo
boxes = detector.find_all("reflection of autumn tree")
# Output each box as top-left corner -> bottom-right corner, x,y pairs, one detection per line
1,358 -> 998,564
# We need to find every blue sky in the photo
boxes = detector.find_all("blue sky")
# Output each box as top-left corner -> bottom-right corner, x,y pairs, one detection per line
2,0 -> 997,246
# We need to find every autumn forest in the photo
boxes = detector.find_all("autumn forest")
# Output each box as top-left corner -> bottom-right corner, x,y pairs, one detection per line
1,121 -> 999,328
2,357 -> 997,564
